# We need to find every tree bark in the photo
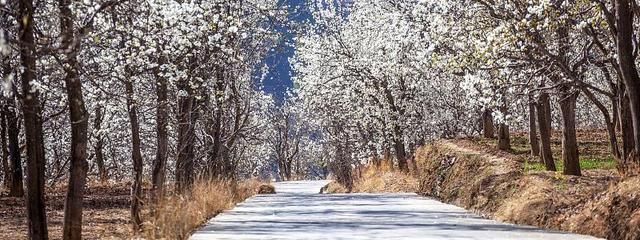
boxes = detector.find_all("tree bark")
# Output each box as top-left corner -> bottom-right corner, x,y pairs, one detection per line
0,22 -> 12,191
582,89 -> 621,160
620,92 -> 634,158
559,90 -> 581,176
151,65 -> 168,201
6,100 -> 24,197
93,106 -> 107,182
394,139 -> 408,172
369,143 -> 380,167
482,109 -> 495,138
206,68 -> 224,177
497,123 -> 511,151
537,92 -> 556,171
18,0 -> 49,237
615,0 -> 640,174
59,0 -> 90,237
528,97 -> 540,156
124,78 -> 144,231
393,124 -> 408,172
1,106 -> 8,190
176,81 -> 196,191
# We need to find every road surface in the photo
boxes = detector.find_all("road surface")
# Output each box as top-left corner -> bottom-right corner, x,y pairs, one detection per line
191,180 -> 600,240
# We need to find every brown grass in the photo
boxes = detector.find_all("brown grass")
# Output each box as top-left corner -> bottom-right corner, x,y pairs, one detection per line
564,177 -> 640,240
138,179 -> 265,240
320,181 -> 349,194
324,159 -> 418,194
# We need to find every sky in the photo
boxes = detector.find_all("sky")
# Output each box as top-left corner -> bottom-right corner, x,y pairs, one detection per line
258,0 -> 312,103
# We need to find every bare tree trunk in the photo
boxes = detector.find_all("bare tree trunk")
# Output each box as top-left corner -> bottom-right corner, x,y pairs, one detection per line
369,143 -> 380,167
18,0 -> 49,238
59,0 -> 90,237
583,89 -> 621,160
330,122 -> 353,191
394,139 -> 408,172
616,0 -> 640,175
559,90 -> 581,176
393,124 -> 408,172
0,32 -> 11,191
176,81 -> 196,191
0,0 -> 11,192
383,148 -> 391,163
497,123 -> 511,151
94,106 -> 107,182
205,115 -> 222,177
1,106 -> 8,189
206,69 -> 224,177
528,97 -> 540,156
6,100 -> 24,197
151,68 -> 168,201
612,95 -> 620,132
537,92 -> 556,171
124,78 -> 144,231
482,109 -> 495,138
620,92 -> 634,158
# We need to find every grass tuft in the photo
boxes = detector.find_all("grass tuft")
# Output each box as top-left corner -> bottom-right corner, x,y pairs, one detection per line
324,159 -> 418,194
138,179 -> 266,240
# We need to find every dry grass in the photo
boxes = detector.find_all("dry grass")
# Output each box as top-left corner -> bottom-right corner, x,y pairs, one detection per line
564,177 -> 640,240
320,181 -> 349,194
139,179 -> 266,240
352,161 -> 418,193
324,159 -> 418,194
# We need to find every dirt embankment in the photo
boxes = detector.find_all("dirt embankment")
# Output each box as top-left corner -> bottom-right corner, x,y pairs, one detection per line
417,140 -> 639,240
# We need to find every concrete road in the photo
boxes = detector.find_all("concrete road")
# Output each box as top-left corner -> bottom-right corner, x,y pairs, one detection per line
190,180 -> 600,240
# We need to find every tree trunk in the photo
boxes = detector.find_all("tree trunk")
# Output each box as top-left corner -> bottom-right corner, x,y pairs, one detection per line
176,82 -> 196,191
394,138 -> 408,172
93,106 -> 107,182
18,0 -> 49,238
1,106 -> 8,189
151,68 -> 168,201
482,109 -> 495,138
124,78 -> 144,231
393,123 -> 408,172
537,92 -> 556,171
206,67 -> 226,178
6,100 -> 24,197
616,0 -> 640,175
0,29 -> 11,191
205,114 -> 222,177
383,147 -> 391,163
559,91 -> 581,176
59,0 -> 90,237
620,92 -> 634,158
206,79 -> 224,177
369,143 -> 380,167
497,123 -> 511,151
528,98 -> 540,156
583,89 -> 621,160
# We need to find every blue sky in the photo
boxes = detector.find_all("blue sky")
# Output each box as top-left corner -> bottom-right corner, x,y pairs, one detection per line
258,0 -> 352,103
258,0 -> 311,103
